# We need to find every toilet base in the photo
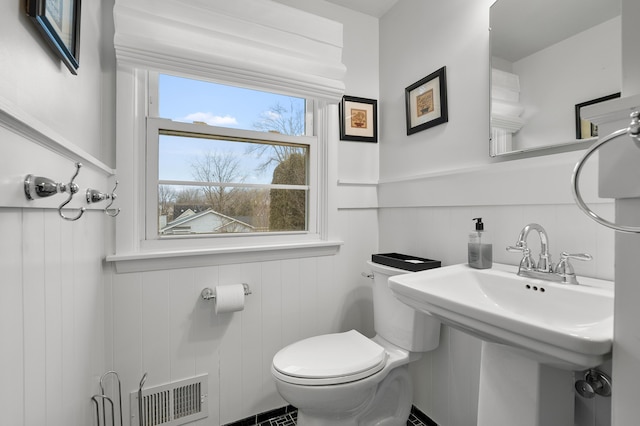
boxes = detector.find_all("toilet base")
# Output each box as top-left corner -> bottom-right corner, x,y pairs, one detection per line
293,366 -> 413,426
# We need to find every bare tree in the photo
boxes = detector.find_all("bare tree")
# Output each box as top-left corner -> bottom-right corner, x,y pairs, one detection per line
158,185 -> 176,216
251,100 -> 308,231
250,101 -> 307,172
190,151 -> 246,215
253,100 -> 305,136
174,187 -> 203,204
167,186 -> 206,221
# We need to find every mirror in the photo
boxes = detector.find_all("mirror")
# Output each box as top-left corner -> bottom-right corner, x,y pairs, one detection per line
489,0 -> 621,156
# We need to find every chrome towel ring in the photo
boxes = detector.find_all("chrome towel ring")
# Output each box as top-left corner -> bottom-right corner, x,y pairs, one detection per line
571,111 -> 640,233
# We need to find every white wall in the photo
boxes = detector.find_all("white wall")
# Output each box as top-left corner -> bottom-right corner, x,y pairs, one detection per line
0,1 -> 116,425
106,2 -> 382,424
379,0 -> 492,178
512,17 -> 621,150
0,0 -> 116,167
379,0 -> 615,425
274,0 -> 381,185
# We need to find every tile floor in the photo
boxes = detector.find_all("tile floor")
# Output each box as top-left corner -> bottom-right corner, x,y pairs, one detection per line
225,405 -> 437,426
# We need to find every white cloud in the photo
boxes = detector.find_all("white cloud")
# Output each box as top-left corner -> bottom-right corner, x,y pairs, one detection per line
181,112 -> 238,126
262,110 -> 281,120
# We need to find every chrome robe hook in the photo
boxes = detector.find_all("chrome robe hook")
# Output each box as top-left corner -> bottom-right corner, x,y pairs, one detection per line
24,162 -> 85,221
58,163 -> 85,221
86,180 -> 120,217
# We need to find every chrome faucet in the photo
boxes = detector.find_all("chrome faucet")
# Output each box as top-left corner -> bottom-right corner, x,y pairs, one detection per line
507,223 -> 552,272
506,223 -> 592,284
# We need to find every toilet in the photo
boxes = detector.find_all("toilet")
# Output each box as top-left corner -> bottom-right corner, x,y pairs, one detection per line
271,261 -> 441,426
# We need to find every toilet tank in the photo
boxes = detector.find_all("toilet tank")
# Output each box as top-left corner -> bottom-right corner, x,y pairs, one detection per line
367,261 -> 441,352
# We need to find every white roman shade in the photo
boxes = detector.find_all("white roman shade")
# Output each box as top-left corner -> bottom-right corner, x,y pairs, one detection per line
113,0 -> 346,102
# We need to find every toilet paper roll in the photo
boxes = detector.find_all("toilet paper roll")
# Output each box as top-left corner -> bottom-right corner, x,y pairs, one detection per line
214,284 -> 246,314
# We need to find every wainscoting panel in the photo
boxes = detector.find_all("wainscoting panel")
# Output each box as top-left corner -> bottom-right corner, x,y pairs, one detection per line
108,208 -> 380,426
0,209 -> 24,424
379,202 -> 615,425
0,207 -> 108,426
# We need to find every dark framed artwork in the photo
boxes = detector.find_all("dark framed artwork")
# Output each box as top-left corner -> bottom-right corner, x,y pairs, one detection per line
339,95 -> 378,143
405,66 -> 448,135
575,92 -> 621,139
27,0 -> 82,74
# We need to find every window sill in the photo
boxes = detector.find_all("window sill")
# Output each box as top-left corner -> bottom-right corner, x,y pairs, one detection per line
106,240 -> 343,273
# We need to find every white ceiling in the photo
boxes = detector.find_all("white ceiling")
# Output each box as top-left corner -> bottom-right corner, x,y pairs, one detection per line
324,0 -> 399,18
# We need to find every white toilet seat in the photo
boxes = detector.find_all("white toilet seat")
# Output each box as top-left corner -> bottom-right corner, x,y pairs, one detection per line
272,330 -> 388,386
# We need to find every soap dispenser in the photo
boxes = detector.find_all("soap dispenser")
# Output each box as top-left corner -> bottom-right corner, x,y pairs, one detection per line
468,217 -> 492,269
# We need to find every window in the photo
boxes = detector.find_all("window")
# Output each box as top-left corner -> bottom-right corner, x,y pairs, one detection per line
146,73 -> 318,240
110,2 -> 344,269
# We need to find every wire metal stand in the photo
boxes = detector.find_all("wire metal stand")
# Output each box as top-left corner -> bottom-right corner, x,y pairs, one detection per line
92,371 -> 123,426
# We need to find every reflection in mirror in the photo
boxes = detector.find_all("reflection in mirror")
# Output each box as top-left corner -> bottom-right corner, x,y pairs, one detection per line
489,0 -> 621,156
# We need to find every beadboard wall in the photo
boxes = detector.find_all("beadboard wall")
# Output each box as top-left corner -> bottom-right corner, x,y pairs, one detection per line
378,202 -> 614,426
376,161 -> 615,426
106,207 -> 378,425
0,208 -> 110,425
0,1 -> 115,425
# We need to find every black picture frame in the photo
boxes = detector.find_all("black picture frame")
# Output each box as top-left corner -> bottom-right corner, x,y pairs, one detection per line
27,0 -> 82,75
339,95 -> 378,143
574,92 -> 621,139
405,66 -> 448,135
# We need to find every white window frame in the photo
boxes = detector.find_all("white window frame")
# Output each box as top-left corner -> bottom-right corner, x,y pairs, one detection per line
108,68 -> 341,273
145,117 -> 318,243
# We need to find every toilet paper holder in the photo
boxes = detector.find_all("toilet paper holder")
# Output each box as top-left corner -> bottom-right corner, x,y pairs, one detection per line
201,284 -> 252,301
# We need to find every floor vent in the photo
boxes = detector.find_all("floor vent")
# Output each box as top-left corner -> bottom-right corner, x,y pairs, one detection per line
130,374 -> 208,426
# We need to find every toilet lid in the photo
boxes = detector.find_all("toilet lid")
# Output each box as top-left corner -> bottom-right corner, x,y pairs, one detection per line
272,330 -> 387,384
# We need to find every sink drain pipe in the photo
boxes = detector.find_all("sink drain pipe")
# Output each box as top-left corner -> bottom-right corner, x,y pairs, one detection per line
575,369 -> 612,399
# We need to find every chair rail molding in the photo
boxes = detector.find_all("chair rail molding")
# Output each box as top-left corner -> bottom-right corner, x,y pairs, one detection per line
0,95 -> 115,209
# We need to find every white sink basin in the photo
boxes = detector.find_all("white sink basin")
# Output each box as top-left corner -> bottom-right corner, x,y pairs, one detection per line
388,263 -> 614,370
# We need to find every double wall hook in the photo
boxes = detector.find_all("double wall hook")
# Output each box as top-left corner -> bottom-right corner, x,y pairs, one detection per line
87,181 -> 120,217
24,162 -> 85,221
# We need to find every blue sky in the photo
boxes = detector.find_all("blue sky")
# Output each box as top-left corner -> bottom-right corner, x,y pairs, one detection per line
157,74 -> 304,184
159,74 -> 300,129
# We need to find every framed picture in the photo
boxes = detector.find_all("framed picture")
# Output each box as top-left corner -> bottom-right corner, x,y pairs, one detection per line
575,92 -> 621,139
27,0 -> 82,75
339,96 -> 378,143
405,66 -> 448,135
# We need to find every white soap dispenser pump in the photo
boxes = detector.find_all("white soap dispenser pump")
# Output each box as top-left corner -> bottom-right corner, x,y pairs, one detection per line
468,217 -> 492,269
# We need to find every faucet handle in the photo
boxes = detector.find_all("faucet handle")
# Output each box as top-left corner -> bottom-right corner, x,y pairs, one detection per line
554,252 -> 592,284
506,242 -> 527,253
559,252 -> 593,262
506,244 -> 536,270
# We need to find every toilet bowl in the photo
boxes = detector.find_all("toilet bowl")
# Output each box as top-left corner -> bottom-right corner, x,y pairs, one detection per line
271,261 -> 441,426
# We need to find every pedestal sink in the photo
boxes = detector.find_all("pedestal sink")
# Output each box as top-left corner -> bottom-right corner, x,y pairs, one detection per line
388,263 -> 613,426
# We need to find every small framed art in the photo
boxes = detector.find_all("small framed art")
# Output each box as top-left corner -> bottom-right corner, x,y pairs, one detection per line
339,95 -> 378,143
27,0 -> 82,75
574,92 -> 621,139
405,66 -> 448,135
